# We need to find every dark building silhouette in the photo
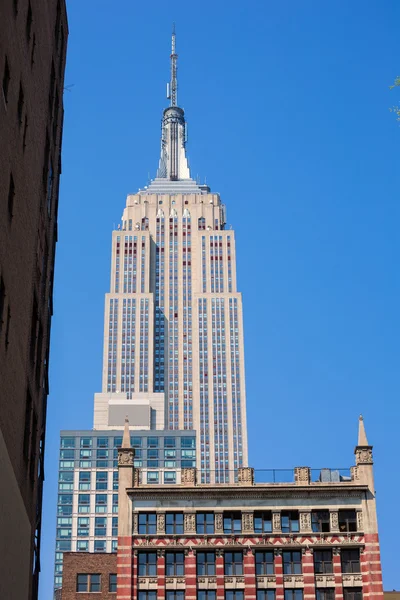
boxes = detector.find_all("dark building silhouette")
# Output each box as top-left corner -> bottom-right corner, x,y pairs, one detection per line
0,1 -> 68,598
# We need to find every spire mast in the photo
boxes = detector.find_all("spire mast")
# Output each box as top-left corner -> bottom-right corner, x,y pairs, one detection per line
169,23 -> 178,107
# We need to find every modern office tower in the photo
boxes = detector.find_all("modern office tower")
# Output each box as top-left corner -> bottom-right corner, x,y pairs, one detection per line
0,2 -> 68,600
108,416 -> 383,600
54,429 -> 196,591
93,29 -> 248,483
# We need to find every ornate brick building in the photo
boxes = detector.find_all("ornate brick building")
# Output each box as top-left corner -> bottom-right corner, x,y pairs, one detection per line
114,416 -> 383,600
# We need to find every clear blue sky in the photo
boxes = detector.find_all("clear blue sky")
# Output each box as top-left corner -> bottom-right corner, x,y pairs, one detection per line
39,1 -> 400,597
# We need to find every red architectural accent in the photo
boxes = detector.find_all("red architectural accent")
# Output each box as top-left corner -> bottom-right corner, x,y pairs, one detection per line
244,548 -> 256,600
185,550 -> 197,600
157,551 -> 166,600
117,536 -> 133,600
302,549 -> 316,599
216,550 -> 225,600
275,551 -> 284,600
333,550 -> 344,600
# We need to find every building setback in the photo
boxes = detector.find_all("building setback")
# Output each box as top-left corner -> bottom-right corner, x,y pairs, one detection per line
0,1 -> 68,599
111,417 -> 383,600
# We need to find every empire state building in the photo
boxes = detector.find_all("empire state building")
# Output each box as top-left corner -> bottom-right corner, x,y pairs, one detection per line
93,30 -> 248,483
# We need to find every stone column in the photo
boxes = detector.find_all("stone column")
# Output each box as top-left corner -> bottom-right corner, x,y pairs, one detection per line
216,549 -> 225,600
302,548 -> 315,600
330,511 -> 339,533
242,511 -> 254,535
184,549 -> 197,600
157,549 -> 165,600
244,547 -> 256,600
299,511 -> 312,534
274,549 -> 284,600
272,512 -> 281,534
215,512 -> 224,535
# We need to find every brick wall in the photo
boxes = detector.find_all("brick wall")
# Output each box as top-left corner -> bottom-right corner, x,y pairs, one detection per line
61,553 -> 117,600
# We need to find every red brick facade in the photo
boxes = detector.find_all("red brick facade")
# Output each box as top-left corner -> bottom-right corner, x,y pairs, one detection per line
61,552 -> 117,599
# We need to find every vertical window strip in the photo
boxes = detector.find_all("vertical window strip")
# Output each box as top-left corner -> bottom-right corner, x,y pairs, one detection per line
115,235 -> 120,293
198,298 -> 210,483
155,214 -> 165,392
141,235 -> 146,293
227,235 -> 232,293
107,299 -> 118,393
202,236 -> 206,293
182,215 -> 193,429
168,215 -> 179,429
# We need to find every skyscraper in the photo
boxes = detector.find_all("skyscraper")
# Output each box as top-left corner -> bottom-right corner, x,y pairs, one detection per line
0,1 -> 68,599
93,29 -> 248,483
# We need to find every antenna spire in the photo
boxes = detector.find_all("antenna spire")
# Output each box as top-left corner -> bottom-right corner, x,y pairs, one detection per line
169,23 -> 178,107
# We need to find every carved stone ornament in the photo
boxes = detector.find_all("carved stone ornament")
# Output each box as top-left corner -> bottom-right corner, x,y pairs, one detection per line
118,449 -> 134,466
274,548 -> 282,557
133,513 -> 138,534
216,549 -> 224,558
299,512 -> 311,532
330,511 -> 339,532
157,548 -> 165,557
355,448 -> 373,465
242,512 -> 254,532
237,467 -> 254,485
294,466 -> 310,484
351,466 -> 359,481
181,467 -> 196,485
133,468 -> 140,487
272,512 -> 281,532
215,513 -> 224,533
184,513 -> 196,533
332,547 -> 341,556
356,511 -> 364,531
157,513 -> 165,534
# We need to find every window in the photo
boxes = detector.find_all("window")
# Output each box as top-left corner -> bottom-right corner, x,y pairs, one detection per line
341,549 -> 361,573
2,56 -> 10,104
198,593 -> 216,600
164,437 -> 176,448
197,551 -> 216,576
316,591 -> 335,600
284,591 -> 303,600
225,593 -> 244,600
147,471 -> 159,484
112,516 -> 118,536
165,592 -> 185,600
312,510 -> 330,532
97,437 -> 109,448
76,574 -> 101,592
283,551 -> 302,575
254,511 -> 272,534
79,471 -> 91,491
94,540 -> 106,552
164,471 -> 176,484
138,593 -> 157,600
196,513 -> 214,534
255,551 -> 274,575
138,513 -> 157,534
96,471 -> 108,490
281,511 -> 299,533
77,517 -> 89,537
166,512 -> 184,534
314,549 -> 333,574
147,437 -> 159,447
224,551 -> 243,576
131,436 -> 142,448
77,541 -> 88,551
181,437 -> 195,448
95,517 -> 107,536
165,552 -> 184,577
8,173 -> 15,219
138,552 -> 157,577
95,494 -> 107,512
61,437 -> 75,448
223,512 -> 241,534
339,510 -> 357,532
257,593 -> 276,600
80,437 -> 92,448
109,573 -> 117,592
343,590 -> 362,600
